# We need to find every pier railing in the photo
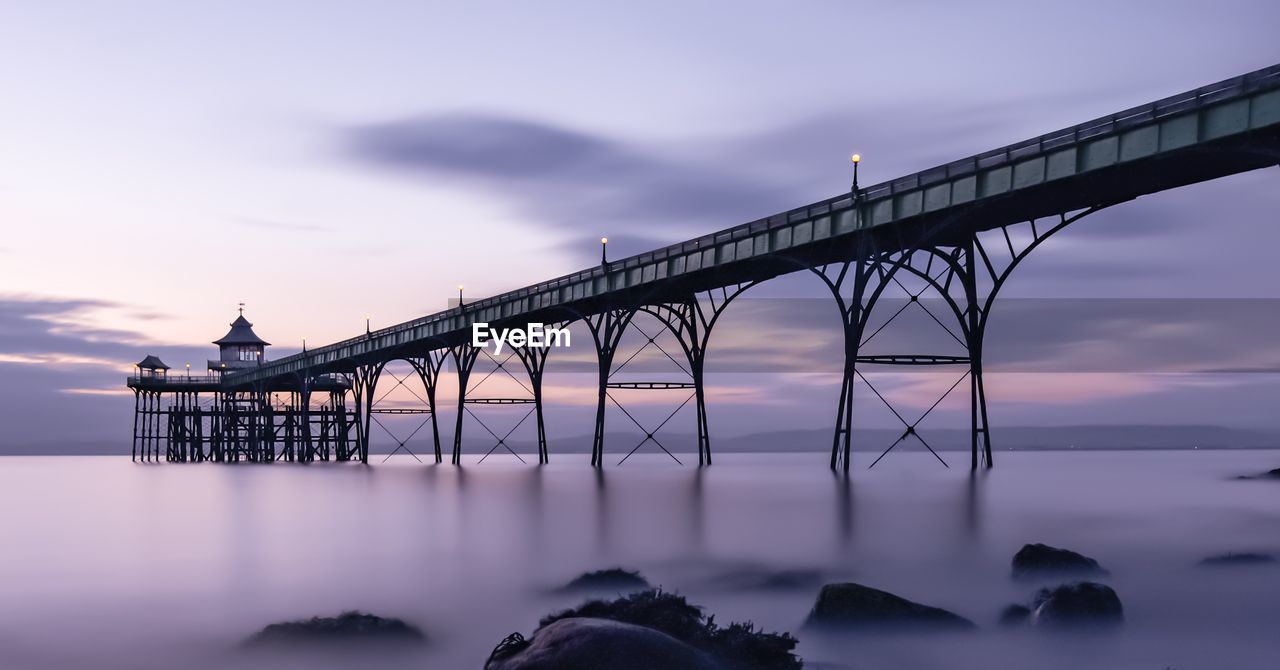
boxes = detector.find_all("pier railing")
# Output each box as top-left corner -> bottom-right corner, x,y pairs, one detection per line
127,375 -> 224,385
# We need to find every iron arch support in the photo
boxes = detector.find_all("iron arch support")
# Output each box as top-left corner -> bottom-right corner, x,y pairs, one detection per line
449,344 -> 483,465
404,350 -> 449,464
634,280 -> 758,466
580,308 -> 639,467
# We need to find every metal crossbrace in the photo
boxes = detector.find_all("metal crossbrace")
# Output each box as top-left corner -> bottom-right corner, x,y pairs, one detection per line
604,315 -> 696,466
374,368 -> 430,407
467,405 -> 532,464
367,367 -> 433,463
607,390 -> 690,466
371,411 -> 427,463
611,322 -> 691,378
863,257 -> 963,348
464,348 -> 538,463
469,350 -> 533,396
856,368 -> 970,469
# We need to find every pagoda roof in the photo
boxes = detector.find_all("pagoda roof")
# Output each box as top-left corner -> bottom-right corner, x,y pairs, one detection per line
137,354 -> 170,370
213,314 -> 271,346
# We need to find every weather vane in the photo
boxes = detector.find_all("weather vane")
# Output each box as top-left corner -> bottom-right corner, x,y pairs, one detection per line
238,302 -> 245,316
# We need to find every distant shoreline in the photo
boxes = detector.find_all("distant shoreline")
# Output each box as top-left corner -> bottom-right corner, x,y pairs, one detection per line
2,446 -> 1279,457
6,424 -> 1280,456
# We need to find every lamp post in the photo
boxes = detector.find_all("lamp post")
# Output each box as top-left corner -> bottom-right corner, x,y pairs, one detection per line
850,153 -> 861,193
600,237 -> 609,266
302,337 -> 307,353
365,316 -> 371,335
185,363 -> 190,379
458,284 -> 465,309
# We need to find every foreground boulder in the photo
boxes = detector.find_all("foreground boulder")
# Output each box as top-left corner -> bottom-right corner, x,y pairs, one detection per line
804,582 -> 975,630
558,568 -> 650,593
1198,552 -> 1277,567
998,604 -> 1031,627
1028,582 -> 1123,628
244,611 -> 424,647
486,590 -> 801,670
485,619 -> 719,670
1012,543 -> 1108,579
1236,467 -> 1280,480
709,566 -> 825,592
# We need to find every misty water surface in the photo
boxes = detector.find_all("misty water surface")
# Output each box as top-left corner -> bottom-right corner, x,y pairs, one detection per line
0,450 -> 1277,669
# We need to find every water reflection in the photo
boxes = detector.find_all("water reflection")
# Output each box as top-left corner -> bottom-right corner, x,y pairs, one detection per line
963,469 -> 983,543
688,466 -> 706,555
593,466 -> 609,556
835,472 -> 854,550
0,452 -> 1277,670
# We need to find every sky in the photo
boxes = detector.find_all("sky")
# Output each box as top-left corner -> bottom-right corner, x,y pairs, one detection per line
2,1 -> 1280,451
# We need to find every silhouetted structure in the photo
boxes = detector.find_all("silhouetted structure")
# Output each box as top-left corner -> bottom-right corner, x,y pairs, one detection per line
129,63 -> 1280,470
127,309 -> 352,463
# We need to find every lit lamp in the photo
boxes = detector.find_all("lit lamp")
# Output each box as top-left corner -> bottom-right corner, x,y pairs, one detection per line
365,315 -> 371,335
185,363 -> 190,379
850,153 -> 861,192
600,237 -> 609,265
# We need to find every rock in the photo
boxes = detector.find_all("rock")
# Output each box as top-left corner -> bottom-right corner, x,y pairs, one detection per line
558,568 -> 650,593
1029,582 -> 1123,628
488,590 -> 801,670
804,582 -> 975,630
1198,552 -> 1277,567
998,604 -> 1031,627
485,618 -> 721,670
244,611 -> 425,647
1236,468 -> 1280,480
708,567 -> 825,591
1012,543 -> 1108,579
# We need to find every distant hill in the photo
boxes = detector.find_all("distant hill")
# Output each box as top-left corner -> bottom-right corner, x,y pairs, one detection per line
5,424 -> 1277,456
479,424 -> 1280,454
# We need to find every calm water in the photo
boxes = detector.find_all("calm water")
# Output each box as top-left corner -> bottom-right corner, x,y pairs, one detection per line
0,450 -> 1277,669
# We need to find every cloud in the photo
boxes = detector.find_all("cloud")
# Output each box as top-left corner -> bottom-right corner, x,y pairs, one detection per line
0,296 -> 215,451
337,100 -> 1280,288
0,297 -> 142,355
340,112 -> 819,253
880,371 -> 1163,409
60,387 -> 134,397
0,295 -> 206,377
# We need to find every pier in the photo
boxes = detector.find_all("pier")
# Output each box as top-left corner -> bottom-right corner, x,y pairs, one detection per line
129,63 -> 1280,470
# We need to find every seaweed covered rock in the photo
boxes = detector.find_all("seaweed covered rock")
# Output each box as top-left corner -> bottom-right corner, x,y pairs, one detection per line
485,619 -> 719,670
804,582 -> 975,631
1012,543 -> 1108,580
1029,582 -> 1123,628
486,590 -> 801,670
998,604 -> 1032,627
558,568 -> 650,593
244,611 -> 425,647
1237,467 -> 1280,480
708,566 -> 825,592
1198,552 -> 1277,567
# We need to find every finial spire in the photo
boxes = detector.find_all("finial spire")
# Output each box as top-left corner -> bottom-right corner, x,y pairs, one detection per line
238,302 -> 245,316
